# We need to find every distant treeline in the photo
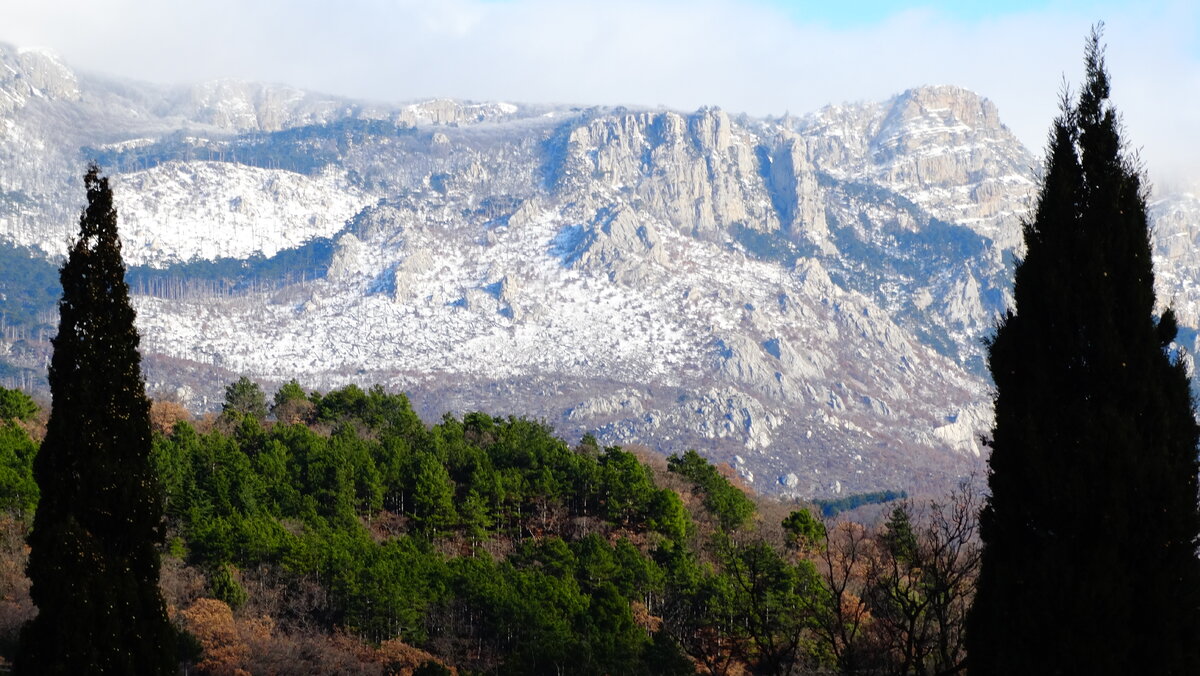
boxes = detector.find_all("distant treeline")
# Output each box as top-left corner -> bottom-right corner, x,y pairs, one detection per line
126,236 -> 335,299
813,489 -> 907,517
85,118 -> 417,177
0,234 -> 334,325
0,241 -> 59,336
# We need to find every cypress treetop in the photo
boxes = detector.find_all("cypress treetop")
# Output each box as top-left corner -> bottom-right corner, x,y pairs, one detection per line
967,28 -> 1200,674
16,165 -> 176,674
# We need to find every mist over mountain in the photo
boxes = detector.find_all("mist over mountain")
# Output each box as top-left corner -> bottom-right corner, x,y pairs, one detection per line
2,42 -> 1197,498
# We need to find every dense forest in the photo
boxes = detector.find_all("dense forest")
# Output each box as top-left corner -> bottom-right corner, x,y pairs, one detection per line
0,380 -> 978,674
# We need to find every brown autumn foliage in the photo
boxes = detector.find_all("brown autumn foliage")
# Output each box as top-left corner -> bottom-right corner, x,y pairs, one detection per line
159,553 -> 208,618
376,639 -> 457,675
13,409 -> 47,444
178,595 -> 458,676
0,517 -> 32,662
630,600 -> 662,634
181,598 -> 251,676
272,397 -> 315,425
150,399 -> 192,435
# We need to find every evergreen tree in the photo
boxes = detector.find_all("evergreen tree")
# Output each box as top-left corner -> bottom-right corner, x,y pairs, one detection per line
222,375 -> 268,421
16,166 -> 176,674
967,30 -> 1200,674
782,508 -> 825,552
271,378 -> 313,423
411,451 -> 456,536
880,505 -> 916,565
272,378 -> 307,409
0,387 -> 37,422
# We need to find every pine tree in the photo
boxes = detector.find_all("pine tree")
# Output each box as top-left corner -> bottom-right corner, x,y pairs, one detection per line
222,375 -> 268,421
967,29 -> 1200,674
16,166 -> 176,674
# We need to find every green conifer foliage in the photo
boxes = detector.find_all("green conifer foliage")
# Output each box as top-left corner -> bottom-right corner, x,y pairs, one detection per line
967,30 -> 1200,674
222,375 -> 268,421
16,166 -> 176,674
0,387 -> 37,422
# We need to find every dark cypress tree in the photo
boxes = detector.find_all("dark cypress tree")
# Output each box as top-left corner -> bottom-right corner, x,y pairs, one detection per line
967,29 -> 1200,674
15,166 -> 176,673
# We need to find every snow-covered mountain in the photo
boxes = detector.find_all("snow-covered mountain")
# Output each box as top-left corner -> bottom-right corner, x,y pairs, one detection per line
2,42 -> 1196,498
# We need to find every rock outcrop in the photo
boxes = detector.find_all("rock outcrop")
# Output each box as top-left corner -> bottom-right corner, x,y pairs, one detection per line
563,205 -> 665,283
555,108 -> 781,239
802,85 -> 1036,250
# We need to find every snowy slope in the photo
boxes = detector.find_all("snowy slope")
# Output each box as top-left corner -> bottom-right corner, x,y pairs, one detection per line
113,161 -> 373,266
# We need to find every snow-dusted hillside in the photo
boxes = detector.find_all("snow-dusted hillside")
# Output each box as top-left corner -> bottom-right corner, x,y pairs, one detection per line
3,42 -> 1199,497
112,161 -> 372,266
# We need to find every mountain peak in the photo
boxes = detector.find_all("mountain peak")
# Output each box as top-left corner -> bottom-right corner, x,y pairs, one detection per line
878,85 -> 1008,147
0,42 -> 80,110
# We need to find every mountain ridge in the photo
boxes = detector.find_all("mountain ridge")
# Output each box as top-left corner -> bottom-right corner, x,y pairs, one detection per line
2,41 -> 1196,498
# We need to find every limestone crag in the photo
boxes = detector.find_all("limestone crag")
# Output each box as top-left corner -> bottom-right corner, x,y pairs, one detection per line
562,205 -> 666,283
179,80 -> 316,132
930,403 -> 994,457
327,233 -> 365,281
567,388 -> 646,423
555,108 -> 779,239
714,335 -> 791,402
761,134 -> 833,252
388,249 -> 434,300
801,86 -> 1036,250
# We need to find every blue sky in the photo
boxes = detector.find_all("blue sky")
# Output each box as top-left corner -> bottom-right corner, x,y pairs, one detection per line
4,1 -> 1198,187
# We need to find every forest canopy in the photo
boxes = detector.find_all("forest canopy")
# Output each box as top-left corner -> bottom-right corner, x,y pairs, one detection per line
0,381 -> 980,675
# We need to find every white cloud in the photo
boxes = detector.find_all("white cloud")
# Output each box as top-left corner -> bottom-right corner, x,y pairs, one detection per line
3,0 -> 1198,187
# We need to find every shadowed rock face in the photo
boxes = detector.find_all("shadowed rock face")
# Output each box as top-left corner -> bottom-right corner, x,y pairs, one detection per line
2,43 -> 1198,498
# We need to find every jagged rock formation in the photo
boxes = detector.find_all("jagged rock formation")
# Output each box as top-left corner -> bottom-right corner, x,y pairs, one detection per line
800,85 -> 1036,249
2,42 -> 1198,497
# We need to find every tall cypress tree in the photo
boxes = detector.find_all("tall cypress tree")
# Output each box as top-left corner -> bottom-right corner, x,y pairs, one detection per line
967,29 -> 1200,674
16,166 -> 175,673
